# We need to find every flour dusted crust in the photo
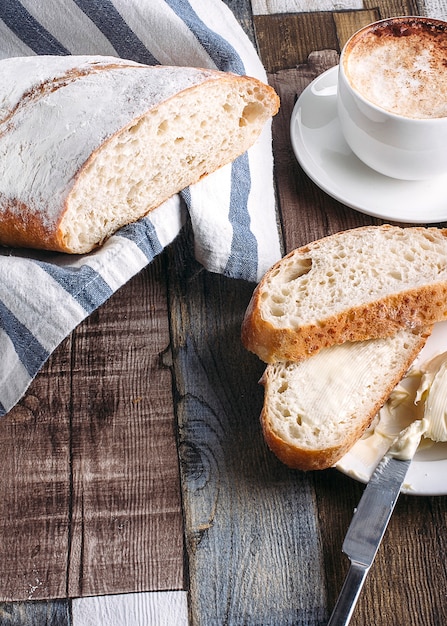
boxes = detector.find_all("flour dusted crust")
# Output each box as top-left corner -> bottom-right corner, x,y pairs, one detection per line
260,327 -> 431,470
0,55 -> 279,253
242,225 -> 447,363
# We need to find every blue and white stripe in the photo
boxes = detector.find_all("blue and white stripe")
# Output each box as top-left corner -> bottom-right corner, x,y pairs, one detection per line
0,0 -> 281,416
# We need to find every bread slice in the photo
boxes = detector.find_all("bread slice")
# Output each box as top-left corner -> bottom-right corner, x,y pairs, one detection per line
242,225 -> 447,363
260,327 -> 431,470
0,56 -> 279,253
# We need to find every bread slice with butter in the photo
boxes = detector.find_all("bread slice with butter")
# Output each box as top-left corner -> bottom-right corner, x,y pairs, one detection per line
260,327 -> 431,470
242,225 -> 447,363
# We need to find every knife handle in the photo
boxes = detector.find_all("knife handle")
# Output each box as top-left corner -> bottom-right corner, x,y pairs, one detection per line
327,561 -> 369,626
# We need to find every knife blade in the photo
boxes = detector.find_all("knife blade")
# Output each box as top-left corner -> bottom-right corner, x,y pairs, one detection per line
327,454 -> 412,626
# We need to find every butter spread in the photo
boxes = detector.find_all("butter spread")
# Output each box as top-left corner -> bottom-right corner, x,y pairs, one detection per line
387,420 -> 427,460
336,351 -> 447,478
275,338 -> 406,442
417,355 -> 447,442
387,352 -> 447,459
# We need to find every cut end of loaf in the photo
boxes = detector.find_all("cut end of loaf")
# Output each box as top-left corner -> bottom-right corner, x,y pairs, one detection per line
59,73 -> 279,253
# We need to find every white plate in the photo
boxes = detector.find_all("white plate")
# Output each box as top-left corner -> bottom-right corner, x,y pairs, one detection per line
336,321 -> 447,495
290,65 -> 447,224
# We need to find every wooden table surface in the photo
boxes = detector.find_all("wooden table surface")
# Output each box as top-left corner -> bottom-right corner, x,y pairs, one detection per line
1,1 -> 447,625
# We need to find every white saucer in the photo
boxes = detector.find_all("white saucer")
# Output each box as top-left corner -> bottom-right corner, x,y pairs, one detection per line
336,321 -> 447,496
290,66 -> 447,224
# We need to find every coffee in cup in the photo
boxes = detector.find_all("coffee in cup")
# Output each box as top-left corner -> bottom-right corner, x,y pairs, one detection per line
337,16 -> 447,180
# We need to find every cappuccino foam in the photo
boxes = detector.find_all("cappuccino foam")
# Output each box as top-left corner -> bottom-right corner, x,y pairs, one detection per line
344,19 -> 447,119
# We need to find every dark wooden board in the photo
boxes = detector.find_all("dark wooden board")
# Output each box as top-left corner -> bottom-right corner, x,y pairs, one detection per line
254,3 -> 420,73
0,255 -> 184,601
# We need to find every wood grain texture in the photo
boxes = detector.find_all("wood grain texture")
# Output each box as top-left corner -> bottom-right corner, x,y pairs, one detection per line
0,343 -> 72,601
310,470 -> 447,625
0,255 -> 184,602
424,0 -> 447,20
0,600 -> 70,625
172,3 -> 447,624
254,3 -> 421,72
167,225 -> 327,625
346,491 -> 447,626
254,12 -> 337,71
363,0 -> 421,18
65,256 -> 184,598
251,1 -> 363,14
333,10 -> 379,49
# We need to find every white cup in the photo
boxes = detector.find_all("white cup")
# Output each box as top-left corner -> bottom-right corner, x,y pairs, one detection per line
337,16 -> 447,180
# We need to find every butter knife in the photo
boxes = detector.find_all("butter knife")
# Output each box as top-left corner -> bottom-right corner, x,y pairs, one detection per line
327,455 -> 411,626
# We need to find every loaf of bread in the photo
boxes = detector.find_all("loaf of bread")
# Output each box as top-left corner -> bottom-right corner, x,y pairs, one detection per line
0,55 -> 279,253
242,225 -> 447,363
260,327 -> 431,470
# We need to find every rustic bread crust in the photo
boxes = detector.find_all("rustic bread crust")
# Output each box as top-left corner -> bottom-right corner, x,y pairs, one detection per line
0,56 -> 279,253
242,226 -> 447,363
261,419 -> 361,471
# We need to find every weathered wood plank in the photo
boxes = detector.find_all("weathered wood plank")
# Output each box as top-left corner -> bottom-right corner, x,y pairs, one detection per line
254,12 -> 338,71
311,470 -> 447,626
333,10 -> 379,49
424,0 -> 447,20
0,341 -> 72,601
0,599 -> 70,625
254,3 -> 422,73
251,0 -> 419,15
251,0 -> 363,14
363,0 -> 421,17
1,2 -> 446,625
168,226 -> 327,625
66,255 -> 184,598
0,254 -> 184,602
358,493 -> 447,625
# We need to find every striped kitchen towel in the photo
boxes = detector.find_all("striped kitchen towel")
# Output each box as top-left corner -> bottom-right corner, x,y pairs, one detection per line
0,0 -> 281,417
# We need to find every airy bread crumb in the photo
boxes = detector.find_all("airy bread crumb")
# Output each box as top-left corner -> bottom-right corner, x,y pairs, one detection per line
242,225 -> 447,362
62,77 -> 276,252
0,57 -> 279,253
